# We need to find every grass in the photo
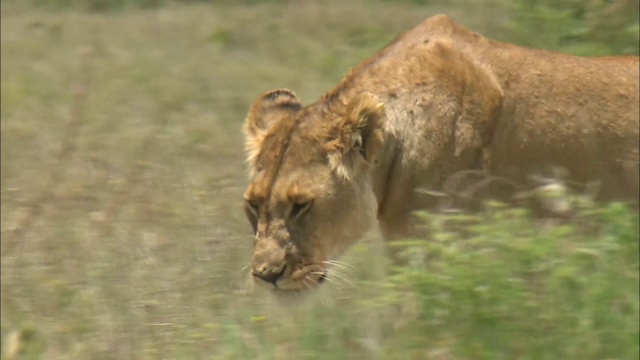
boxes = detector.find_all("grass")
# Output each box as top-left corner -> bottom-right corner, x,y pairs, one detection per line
1,1 -> 638,359
383,203 -> 639,359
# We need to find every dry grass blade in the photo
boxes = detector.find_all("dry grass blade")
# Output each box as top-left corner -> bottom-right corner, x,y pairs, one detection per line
7,47 -> 93,249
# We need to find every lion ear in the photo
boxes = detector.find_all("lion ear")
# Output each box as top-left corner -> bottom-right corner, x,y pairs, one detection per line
244,89 -> 301,163
324,93 -> 385,179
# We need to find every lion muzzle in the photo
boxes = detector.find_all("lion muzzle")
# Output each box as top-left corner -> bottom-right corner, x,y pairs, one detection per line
251,240 -> 287,286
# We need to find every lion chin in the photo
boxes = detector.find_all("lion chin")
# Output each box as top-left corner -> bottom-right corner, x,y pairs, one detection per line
256,273 -> 328,304
241,14 -> 639,299
253,269 -> 328,292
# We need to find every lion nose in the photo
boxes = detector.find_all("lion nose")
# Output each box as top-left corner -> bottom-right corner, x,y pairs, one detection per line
252,264 -> 285,286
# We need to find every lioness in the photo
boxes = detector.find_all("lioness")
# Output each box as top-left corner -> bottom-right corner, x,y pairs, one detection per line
242,15 -> 639,296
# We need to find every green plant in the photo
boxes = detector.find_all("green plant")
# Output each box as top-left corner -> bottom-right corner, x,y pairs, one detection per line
384,202 -> 639,359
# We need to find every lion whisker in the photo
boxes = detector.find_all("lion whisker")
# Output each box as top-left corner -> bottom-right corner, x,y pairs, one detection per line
322,260 -> 359,272
313,269 -> 353,289
243,269 -> 254,291
312,272 -> 347,290
230,264 -> 253,291
236,264 -> 250,278
325,269 -> 355,288
321,261 -> 358,287
302,275 -> 321,290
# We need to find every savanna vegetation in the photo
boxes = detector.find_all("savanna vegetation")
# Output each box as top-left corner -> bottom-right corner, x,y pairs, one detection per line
1,0 -> 638,359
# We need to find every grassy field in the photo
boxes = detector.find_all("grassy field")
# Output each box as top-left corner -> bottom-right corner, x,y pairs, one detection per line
1,1 -> 638,359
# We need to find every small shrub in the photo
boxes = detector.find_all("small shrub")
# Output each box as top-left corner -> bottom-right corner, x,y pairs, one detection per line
384,202 -> 639,359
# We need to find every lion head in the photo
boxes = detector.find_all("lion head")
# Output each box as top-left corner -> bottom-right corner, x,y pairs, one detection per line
242,88 -> 385,296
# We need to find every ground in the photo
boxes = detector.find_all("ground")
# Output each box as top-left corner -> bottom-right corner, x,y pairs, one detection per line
1,1 -> 638,359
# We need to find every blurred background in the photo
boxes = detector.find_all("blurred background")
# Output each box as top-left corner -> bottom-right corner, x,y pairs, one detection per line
1,0 -> 638,359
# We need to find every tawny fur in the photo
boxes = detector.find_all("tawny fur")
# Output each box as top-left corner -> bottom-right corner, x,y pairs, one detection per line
242,15 -> 639,294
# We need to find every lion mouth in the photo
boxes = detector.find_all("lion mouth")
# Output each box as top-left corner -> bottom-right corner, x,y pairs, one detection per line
268,269 -> 328,292
317,271 -> 327,284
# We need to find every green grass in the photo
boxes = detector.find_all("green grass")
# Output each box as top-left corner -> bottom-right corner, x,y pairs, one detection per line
383,203 -> 639,359
1,1 -> 638,359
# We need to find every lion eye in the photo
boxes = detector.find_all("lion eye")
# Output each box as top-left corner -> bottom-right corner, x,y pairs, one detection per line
290,200 -> 312,220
